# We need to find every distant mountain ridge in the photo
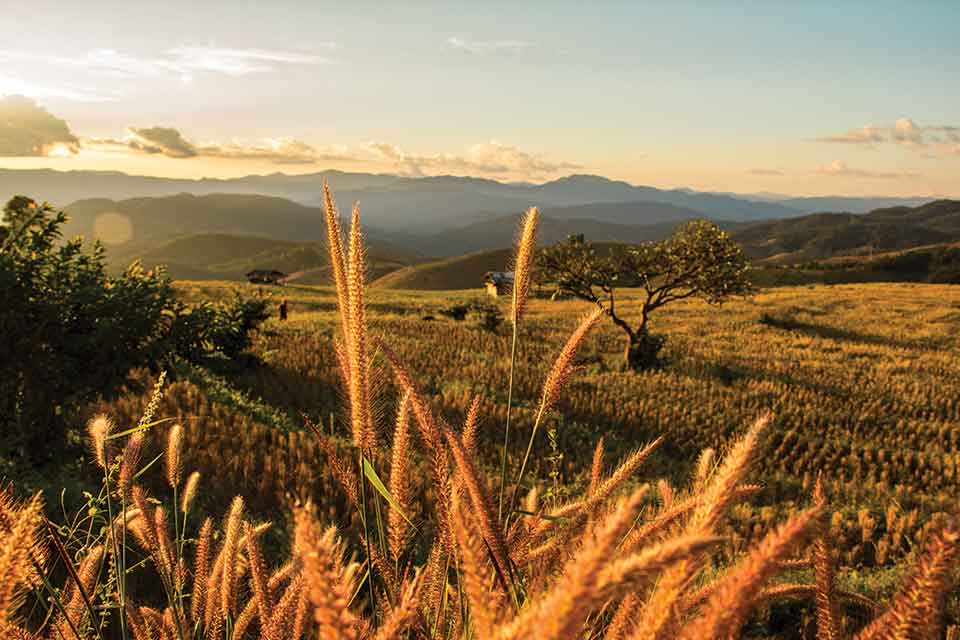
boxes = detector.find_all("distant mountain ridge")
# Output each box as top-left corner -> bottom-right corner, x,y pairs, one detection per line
6,167 -> 936,233
59,192 -> 705,258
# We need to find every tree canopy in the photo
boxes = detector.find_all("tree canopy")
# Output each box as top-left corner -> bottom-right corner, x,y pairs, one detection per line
539,219 -> 751,369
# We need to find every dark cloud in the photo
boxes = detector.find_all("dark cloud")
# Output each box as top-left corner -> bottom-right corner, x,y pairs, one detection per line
84,125 -> 350,165
0,95 -> 79,156
128,126 -> 197,158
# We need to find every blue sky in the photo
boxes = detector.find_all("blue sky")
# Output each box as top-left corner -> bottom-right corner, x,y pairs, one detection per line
1,0 -> 957,196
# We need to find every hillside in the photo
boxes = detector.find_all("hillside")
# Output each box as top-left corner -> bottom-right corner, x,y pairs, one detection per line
63,193 -> 325,245
106,232 -> 422,282
371,242 -> 636,290
731,199 -> 960,264
371,248 -> 514,290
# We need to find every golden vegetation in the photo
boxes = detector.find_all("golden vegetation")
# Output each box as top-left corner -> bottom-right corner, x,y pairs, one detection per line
4,187 -> 960,638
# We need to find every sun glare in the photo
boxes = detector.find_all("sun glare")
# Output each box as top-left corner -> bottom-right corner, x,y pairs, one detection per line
46,143 -> 73,158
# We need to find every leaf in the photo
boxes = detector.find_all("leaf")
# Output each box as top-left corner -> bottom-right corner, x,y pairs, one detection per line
133,452 -> 164,481
362,456 -> 416,529
106,417 -> 177,440
512,509 -> 567,522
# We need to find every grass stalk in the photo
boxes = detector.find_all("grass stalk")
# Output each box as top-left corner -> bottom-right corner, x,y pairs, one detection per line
358,448 -> 378,622
498,302 -> 520,522
508,403 -> 547,519
101,466 -> 128,640
45,520 -> 106,640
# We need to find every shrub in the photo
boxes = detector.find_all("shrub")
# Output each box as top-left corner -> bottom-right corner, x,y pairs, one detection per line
0,197 -> 177,459
0,196 -> 269,460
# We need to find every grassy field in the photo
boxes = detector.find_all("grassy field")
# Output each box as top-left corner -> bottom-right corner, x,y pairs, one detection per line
83,279 -> 959,583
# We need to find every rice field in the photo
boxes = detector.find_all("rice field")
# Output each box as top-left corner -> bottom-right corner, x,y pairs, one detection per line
9,254 -> 960,638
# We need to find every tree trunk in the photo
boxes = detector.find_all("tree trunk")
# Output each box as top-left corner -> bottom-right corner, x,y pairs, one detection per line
623,325 -> 663,371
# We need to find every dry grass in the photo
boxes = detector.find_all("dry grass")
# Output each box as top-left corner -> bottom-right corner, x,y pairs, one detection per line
3,188 -> 959,639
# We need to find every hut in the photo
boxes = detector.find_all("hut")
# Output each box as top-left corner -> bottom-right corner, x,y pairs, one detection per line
245,269 -> 287,285
483,271 -> 514,297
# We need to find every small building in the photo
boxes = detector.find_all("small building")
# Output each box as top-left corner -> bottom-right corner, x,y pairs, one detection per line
483,271 -> 514,297
245,269 -> 287,285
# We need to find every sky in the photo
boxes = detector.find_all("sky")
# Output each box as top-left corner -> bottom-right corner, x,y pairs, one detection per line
1,0 -> 958,197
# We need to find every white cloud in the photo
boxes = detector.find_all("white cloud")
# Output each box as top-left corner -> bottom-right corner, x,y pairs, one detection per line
815,160 -> 917,180
747,168 -> 785,176
814,118 -> 960,157
890,117 -> 924,146
198,138 -> 352,164
165,46 -> 332,77
0,74 -> 112,102
365,139 -> 579,178
813,125 -> 886,145
446,36 -> 536,54
0,44 -> 334,86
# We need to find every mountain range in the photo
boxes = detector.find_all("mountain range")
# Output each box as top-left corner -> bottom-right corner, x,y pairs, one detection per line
1,168 -> 938,234
3,166 -> 957,286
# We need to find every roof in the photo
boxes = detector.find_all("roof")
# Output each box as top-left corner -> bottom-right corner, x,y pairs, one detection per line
483,271 -> 515,285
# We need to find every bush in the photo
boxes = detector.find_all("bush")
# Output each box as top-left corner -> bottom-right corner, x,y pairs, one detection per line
0,196 -> 268,460
0,197 -> 180,459
167,293 -> 270,363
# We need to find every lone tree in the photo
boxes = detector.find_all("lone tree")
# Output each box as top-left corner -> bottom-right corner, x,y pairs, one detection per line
539,219 -> 751,370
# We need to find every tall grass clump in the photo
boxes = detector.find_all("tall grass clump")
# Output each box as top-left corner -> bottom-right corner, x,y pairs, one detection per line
1,186 -> 958,639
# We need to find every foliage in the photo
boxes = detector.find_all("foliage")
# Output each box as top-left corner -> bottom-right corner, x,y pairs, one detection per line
0,196 -> 177,460
437,299 -> 506,332
0,196 -> 270,460
539,220 -> 751,369
167,293 -> 270,363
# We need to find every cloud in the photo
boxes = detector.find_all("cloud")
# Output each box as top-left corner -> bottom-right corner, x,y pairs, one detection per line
0,74 -> 112,103
0,95 -> 79,157
84,125 -> 352,165
165,46 -> 332,77
815,160 -> 917,179
365,139 -> 579,178
446,36 -> 536,54
1,97 -> 573,176
0,45 -> 334,87
814,118 -> 960,156
747,168 -> 785,176
128,126 -> 197,158
890,117 -> 925,146
813,125 -> 886,145
198,138 -> 352,164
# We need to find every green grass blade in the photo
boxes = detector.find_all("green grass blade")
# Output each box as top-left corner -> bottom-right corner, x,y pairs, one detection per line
133,452 -> 164,481
362,456 -> 416,529
106,417 -> 177,440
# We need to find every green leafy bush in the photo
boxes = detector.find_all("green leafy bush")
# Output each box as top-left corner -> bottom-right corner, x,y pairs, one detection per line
0,196 -> 268,460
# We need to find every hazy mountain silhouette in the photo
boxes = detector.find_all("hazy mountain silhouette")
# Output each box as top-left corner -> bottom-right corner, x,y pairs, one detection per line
0,167 -> 829,232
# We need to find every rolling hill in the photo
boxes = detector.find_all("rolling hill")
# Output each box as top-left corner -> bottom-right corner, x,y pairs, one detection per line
731,199 -> 960,264
371,249 -> 514,290
59,192 -> 706,256
63,193 -> 324,245
106,232 -> 423,282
